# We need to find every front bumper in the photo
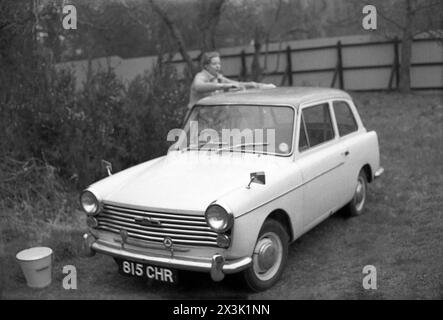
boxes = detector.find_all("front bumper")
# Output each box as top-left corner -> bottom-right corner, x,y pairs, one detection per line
83,233 -> 251,282
374,167 -> 384,179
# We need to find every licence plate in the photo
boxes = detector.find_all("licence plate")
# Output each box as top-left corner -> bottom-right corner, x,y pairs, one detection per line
117,259 -> 177,284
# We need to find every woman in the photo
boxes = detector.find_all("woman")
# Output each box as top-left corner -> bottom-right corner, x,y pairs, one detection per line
187,51 -> 276,111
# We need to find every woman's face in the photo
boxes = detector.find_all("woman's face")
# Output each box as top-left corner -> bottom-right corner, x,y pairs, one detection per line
205,56 -> 221,76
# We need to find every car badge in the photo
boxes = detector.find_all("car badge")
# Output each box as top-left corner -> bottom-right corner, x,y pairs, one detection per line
163,237 -> 173,248
163,237 -> 174,257
134,217 -> 162,227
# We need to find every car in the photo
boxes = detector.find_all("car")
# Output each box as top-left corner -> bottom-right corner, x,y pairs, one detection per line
81,87 -> 384,291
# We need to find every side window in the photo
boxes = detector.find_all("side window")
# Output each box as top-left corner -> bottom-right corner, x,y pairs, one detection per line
333,101 -> 358,136
299,103 -> 334,149
298,114 -> 309,151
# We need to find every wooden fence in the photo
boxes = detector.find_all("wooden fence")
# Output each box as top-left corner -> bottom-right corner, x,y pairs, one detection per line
169,38 -> 443,91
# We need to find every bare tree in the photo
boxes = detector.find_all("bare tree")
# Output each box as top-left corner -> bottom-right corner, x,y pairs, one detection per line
330,0 -> 442,92
119,0 -> 227,78
148,0 -> 197,77
222,0 -> 332,81
223,0 -> 284,81
197,0 -> 226,52
376,0 -> 442,92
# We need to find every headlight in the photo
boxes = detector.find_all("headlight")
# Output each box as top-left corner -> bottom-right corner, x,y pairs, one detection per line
205,204 -> 233,233
80,191 -> 101,216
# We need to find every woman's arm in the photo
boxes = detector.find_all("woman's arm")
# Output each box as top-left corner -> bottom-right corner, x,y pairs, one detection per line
220,75 -> 275,89
193,74 -> 236,93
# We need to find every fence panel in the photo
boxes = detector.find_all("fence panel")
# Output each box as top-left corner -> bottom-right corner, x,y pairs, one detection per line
58,37 -> 443,91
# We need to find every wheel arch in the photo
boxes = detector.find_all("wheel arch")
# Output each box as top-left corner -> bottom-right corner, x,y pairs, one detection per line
266,209 -> 294,242
362,163 -> 373,183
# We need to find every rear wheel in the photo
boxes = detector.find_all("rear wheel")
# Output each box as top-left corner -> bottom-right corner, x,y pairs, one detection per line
242,219 -> 289,292
345,169 -> 368,216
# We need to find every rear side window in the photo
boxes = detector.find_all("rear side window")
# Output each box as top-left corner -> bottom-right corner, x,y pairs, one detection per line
299,114 -> 309,151
333,101 -> 358,136
299,103 -> 334,150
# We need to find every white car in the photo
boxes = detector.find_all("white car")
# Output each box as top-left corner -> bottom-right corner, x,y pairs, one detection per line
81,87 -> 384,291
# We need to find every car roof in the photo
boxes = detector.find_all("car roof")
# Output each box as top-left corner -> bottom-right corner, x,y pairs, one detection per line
197,86 -> 351,107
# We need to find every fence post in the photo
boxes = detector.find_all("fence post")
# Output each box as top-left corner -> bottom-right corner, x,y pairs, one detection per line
388,38 -> 400,90
394,37 -> 400,89
286,45 -> 293,86
240,50 -> 247,81
337,41 -> 344,89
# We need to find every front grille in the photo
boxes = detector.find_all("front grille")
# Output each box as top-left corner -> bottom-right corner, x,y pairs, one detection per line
96,203 -> 219,247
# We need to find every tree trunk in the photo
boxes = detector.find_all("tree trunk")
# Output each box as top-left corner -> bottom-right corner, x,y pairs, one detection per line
149,0 -> 197,78
399,0 -> 414,93
197,0 -> 225,52
251,28 -> 263,82
399,31 -> 412,93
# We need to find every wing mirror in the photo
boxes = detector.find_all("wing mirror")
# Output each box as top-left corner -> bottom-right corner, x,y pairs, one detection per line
101,159 -> 113,176
247,171 -> 266,189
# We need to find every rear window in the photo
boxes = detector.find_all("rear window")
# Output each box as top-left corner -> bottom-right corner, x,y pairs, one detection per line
333,101 -> 358,136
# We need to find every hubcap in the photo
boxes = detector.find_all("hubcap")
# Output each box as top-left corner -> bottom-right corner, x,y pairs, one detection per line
257,239 -> 276,270
355,176 -> 366,211
252,232 -> 283,281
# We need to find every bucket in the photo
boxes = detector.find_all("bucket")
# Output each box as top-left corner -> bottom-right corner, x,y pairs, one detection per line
16,247 -> 53,288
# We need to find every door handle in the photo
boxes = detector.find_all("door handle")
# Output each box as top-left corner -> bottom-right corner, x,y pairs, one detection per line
342,150 -> 350,156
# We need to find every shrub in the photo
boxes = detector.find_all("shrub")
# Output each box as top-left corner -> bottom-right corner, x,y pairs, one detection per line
0,59 -> 190,246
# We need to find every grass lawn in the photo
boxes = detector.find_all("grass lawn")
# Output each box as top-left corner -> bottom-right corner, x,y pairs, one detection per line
345,92 -> 443,298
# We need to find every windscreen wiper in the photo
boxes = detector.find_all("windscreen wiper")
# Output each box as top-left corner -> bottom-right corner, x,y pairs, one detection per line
215,142 -> 269,154
181,141 -> 228,152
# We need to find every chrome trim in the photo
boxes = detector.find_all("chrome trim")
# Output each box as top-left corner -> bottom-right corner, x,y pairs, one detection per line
103,201 -> 203,216
237,161 -> 345,218
134,216 -> 162,227
208,200 -> 233,216
211,254 -> 225,282
101,159 -> 113,176
83,233 -> 96,257
112,237 -> 190,252
98,221 -> 217,241
84,235 -> 252,280
102,209 -> 208,226
97,203 -> 219,247
101,212 -> 211,230
98,225 -> 217,246
104,204 -> 205,221
222,256 -> 252,273
374,167 -> 384,179
99,216 -> 215,236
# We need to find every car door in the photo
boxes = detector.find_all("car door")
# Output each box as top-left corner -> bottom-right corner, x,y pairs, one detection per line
296,101 -> 347,231
330,99 -> 363,204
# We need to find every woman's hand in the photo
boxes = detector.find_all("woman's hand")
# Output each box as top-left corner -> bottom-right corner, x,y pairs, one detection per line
259,83 -> 276,89
243,82 -> 276,89
221,83 -> 240,90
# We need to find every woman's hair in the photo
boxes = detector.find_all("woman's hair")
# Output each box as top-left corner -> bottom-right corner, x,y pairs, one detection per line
200,51 -> 220,67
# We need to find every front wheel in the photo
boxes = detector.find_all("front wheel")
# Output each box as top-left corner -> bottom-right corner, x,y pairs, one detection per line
344,169 -> 368,217
242,219 -> 289,292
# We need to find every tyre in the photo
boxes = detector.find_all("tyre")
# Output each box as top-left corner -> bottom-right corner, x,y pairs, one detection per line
344,169 -> 368,217
242,219 -> 289,292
